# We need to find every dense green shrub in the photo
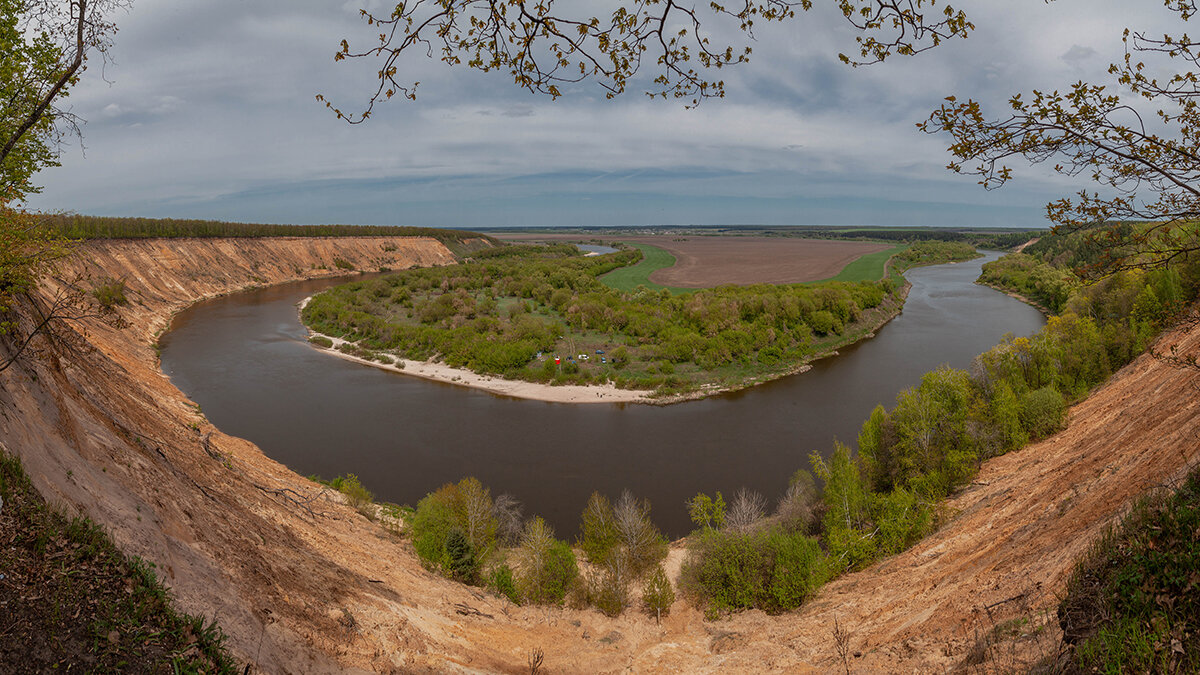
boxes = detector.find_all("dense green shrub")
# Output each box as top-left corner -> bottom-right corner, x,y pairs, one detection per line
515,518 -> 578,605
308,335 -> 333,348
92,277 -> 128,308
410,477 -> 498,583
487,564 -> 521,604
331,473 -> 374,514
812,443 -> 932,572
642,565 -> 676,622
680,526 -> 829,615
1019,385 -> 1067,439
445,529 -> 478,581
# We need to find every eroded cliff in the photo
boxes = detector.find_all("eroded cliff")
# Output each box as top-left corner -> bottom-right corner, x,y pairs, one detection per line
1,236 -> 1198,673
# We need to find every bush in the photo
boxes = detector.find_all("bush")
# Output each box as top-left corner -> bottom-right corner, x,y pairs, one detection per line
515,518 -> 578,605
579,492 -> 619,564
612,490 -> 669,577
587,558 -> 629,617
330,473 -> 373,514
1020,385 -> 1067,439
92,277 -> 128,308
308,335 -> 333,348
487,564 -> 521,604
808,310 -> 837,336
642,565 -> 675,622
680,526 -> 829,615
445,529 -> 479,581
409,478 -> 499,583
411,487 -> 459,572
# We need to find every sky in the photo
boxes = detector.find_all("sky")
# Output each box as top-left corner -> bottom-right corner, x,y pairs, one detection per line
22,0 -> 1168,229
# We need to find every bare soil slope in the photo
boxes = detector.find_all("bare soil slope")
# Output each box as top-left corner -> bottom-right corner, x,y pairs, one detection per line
1,236 -> 1197,672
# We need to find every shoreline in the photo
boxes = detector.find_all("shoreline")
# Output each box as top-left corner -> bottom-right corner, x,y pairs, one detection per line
975,280 -> 1054,317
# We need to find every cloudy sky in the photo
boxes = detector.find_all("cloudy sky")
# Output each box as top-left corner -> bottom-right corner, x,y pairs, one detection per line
23,0 -> 1165,229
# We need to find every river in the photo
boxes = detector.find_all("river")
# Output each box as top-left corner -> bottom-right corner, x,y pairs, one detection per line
160,251 -> 1044,537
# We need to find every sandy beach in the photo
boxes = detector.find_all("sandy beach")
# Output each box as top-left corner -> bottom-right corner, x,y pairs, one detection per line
299,297 -> 651,404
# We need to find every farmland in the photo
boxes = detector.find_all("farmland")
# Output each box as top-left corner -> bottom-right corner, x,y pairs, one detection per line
497,232 -> 897,287
621,236 -> 893,286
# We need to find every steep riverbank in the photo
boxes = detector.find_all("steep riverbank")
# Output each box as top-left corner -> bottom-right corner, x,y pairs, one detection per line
1,236 -> 1198,671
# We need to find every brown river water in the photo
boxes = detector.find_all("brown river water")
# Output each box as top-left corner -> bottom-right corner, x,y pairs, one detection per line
160,251 -> 1044,537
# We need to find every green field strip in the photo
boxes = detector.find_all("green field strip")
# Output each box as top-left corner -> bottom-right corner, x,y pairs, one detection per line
811,245 -> 909,284
600,243 -> 691,294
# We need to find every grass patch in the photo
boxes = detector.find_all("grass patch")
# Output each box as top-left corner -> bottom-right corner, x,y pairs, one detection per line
814,245 -> 908,283
0,450 -> 238,672
1058,464 -> 1200,673
92,277 -> 129,308
599,243 -> 689,294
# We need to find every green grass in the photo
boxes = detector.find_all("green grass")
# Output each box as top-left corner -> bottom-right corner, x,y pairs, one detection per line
1059,464 -> 1200,673
0,450 -> 238,672
815,245 -> 908,283
600,243 -> 690,294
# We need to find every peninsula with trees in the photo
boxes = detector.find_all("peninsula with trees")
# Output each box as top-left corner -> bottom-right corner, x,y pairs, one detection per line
300,238 -> 981,401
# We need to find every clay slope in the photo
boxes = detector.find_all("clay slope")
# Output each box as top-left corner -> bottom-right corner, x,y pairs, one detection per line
0,236 -> 1197,673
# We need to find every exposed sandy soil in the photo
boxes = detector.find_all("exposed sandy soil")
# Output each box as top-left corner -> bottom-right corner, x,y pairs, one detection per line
1,236 -> 1198,673
497,233 -> 892,286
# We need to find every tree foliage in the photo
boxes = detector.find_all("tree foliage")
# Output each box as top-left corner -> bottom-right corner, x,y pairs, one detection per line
514,517 -> 578,605
302,243 -> 904,394
922,2 -> 1200,275
410,477 -> 501,582
1,0 -> 126,371
322,0 -> 971,118
1,0 -> 127,198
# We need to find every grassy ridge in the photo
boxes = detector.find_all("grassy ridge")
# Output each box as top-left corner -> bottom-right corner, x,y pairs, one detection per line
598,243 -> 688,293
1060,464 -> 1200,672
0,451 -> 237,672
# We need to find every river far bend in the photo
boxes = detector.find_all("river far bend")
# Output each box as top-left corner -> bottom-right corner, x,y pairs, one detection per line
161,251 -> 1045,537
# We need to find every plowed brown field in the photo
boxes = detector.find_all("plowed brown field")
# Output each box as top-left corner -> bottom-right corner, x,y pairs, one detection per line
627,236 -> 891,286
498,233 -> 892,285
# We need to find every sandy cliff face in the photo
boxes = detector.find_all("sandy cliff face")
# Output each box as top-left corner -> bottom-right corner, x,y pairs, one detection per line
1,236 -> 1198,673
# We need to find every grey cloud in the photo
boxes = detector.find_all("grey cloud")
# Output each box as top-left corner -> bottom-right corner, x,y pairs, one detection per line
26,0 -> 1179,227
1060,44 -> 1098,67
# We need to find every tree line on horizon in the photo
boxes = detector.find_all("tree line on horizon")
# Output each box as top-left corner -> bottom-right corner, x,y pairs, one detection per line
34,214 -> 494,246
